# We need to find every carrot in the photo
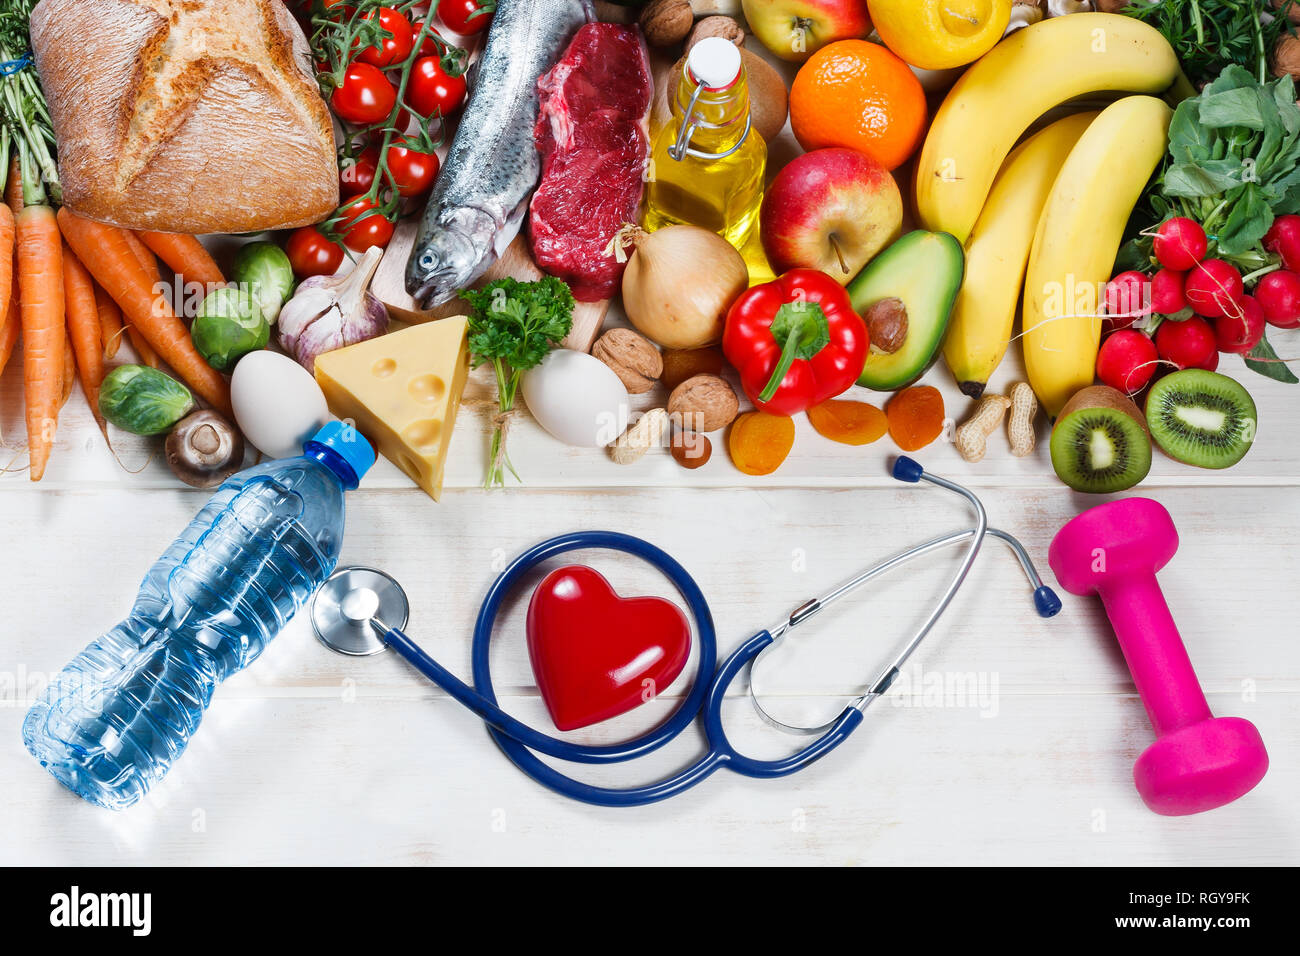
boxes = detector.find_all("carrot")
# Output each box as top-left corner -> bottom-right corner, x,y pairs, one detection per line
0,283 -> 18,379
121,229 -> 171,355
5,156 -> 23,214
62,242 -> 107,432
122,230 -> 163,289
56,208 -> 231,415
126,324 -> 160,368
137,230 -> 225,293
93,282 -> 125,360
17,205 -> 66,481
60,334 -> 76,409
0,204 -> 14,321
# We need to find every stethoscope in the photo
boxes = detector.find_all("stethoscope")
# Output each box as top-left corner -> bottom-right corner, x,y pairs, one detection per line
310,456 -> 1061,807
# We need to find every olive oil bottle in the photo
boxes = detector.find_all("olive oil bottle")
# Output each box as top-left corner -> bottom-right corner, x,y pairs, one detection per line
643,37 -> 766,252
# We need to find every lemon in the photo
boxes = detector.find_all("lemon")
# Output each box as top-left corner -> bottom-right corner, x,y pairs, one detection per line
868,0 -> 1012,70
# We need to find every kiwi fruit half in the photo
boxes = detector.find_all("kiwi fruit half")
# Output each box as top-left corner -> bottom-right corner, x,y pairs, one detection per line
1050,386 -> 1153,493
1145,369 -> 1257,469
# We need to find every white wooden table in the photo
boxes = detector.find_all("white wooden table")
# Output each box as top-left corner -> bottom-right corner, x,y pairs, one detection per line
2,21 -> 1297,866
2,318 -> 1297,865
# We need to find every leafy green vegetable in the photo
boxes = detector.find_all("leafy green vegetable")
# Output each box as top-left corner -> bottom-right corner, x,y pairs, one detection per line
191,287 -> 270,372
1124,0 -> 1294,86
233,241 -> 295,324
460,276 -> 575,487
1119,66 -> 1300,276
1245,334 -> 1299,383
99,366 -> 195,436
0,0 -> 61,207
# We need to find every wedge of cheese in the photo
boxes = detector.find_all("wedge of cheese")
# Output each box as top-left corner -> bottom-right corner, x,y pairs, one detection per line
314,318 -> 470,500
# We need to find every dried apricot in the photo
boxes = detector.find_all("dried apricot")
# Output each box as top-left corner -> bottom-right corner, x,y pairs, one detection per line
728,411 -> 795,476
807,399 -> 888,446
886,385 -> 945,452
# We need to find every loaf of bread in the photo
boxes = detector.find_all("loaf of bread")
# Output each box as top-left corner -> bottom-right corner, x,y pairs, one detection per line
30,0 -> 339,235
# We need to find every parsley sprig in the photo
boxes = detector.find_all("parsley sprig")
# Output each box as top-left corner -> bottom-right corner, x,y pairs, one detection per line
461,277 -> 574,487
1125,0 -> 1294,87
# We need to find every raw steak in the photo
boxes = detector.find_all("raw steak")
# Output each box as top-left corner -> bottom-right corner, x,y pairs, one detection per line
529,23 -> 652,302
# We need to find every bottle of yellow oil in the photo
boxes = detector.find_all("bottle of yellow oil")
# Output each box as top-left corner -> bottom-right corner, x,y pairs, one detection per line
643,37 -> 766,253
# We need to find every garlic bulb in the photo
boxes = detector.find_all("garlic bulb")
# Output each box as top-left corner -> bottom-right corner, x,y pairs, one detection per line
278,246 -> 389,372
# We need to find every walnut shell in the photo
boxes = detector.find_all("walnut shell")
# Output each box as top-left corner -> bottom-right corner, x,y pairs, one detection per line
640,0 -> 692,48
667,374 -> 739,433
592,328 -> 662,394
686,16 -> 745,54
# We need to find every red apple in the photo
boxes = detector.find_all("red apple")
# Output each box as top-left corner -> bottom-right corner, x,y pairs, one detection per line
741,0 -> 872,63
760,147 -> 903,282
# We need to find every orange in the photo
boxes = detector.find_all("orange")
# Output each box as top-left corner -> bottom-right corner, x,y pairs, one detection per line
789,39 -> 927,172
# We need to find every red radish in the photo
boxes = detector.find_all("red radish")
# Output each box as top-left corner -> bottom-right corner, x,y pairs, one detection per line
1149,268 -> 1187,315
1254,269 -> 1300,329
1155,316 -> 1217,369
1264,214 -> 1300,271
1096,330 -> 1158,393
1103,270 -> 1150,332
1214,295 -> 1266,354
1197,349 -> 1220,372
1153,217 -> 1207,270
1184,259 -> 1243,318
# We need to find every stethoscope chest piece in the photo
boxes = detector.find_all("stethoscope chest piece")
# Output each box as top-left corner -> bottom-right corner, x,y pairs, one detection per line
312,566 -> 409,656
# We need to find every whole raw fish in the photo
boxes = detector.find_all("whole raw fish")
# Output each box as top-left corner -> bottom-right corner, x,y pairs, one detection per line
406,0 -> 593,307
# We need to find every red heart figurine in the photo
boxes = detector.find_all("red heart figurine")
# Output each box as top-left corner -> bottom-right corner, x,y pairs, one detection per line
526,565 -> 691,731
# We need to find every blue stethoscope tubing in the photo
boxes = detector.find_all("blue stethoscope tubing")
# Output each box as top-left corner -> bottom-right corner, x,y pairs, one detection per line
364,457 -> 1060,807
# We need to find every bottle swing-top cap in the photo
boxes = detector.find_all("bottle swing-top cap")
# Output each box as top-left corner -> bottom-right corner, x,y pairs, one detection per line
687,36 -> 741,89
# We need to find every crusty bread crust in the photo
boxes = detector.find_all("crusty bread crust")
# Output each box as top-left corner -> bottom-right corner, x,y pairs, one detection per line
30,0 -> 339,235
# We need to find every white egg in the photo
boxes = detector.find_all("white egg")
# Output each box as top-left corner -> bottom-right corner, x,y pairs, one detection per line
522,349 -> 630,447
230,351 -> 329,459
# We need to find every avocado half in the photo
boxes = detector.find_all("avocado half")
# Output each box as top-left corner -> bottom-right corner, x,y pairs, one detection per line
848,230 -> 964,392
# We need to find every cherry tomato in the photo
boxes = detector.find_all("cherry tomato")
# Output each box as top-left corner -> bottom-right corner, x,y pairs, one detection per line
438,0 -> 494,35
337,196 -> 395,252
384,139 -> 441,197
331,62 -> 397,125
286,226 -> 345,279
339,146 -> 380,197
410,18 -> 445,58
355,7 -> 413,68
408,56 -> 466,119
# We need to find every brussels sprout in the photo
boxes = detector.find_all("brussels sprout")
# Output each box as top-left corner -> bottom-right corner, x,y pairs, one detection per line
191,287 -> 270,372
99,365 -> 194,436
233,241 -> 295,324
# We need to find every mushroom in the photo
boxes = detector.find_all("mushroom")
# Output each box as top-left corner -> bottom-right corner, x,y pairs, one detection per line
1007,0 -> 1045,35
1045,0 -> 1092,15
166,410 -> 245,488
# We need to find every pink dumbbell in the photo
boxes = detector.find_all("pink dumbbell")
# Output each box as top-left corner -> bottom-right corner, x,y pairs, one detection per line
1049,497 -> 1268,815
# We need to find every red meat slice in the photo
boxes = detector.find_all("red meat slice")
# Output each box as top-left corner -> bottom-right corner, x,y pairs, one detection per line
530,23 -> 652,302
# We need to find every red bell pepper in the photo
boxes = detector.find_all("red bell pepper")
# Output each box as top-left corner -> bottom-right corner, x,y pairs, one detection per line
722,269 -> 869,416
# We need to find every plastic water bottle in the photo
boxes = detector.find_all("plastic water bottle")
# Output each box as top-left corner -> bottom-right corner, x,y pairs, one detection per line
22,422 -> 375,809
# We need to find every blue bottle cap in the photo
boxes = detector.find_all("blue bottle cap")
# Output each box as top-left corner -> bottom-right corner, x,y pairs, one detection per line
304,421 -> 376,488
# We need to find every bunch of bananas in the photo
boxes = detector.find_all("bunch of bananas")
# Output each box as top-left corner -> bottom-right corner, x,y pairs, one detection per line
915,13 -> 1180,416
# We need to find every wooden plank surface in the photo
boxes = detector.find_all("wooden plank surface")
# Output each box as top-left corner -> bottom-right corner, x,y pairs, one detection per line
2,19 -> 1298,868
1,485 -> 1296,864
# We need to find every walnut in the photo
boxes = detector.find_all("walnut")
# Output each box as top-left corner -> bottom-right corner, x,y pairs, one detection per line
667,374 -> 739,433
1274,35 -> 1300,81
639,0 -> 692,48
686,16 -> 745,54
592,328 -> 662,394
864,298 -> 909,355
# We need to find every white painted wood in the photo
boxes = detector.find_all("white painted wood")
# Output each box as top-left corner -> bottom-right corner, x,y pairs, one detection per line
1,485 -> 1296,864
2,11 -> 1297,868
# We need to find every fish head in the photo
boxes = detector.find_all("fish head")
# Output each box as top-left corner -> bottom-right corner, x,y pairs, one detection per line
406,206 -> 498,308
